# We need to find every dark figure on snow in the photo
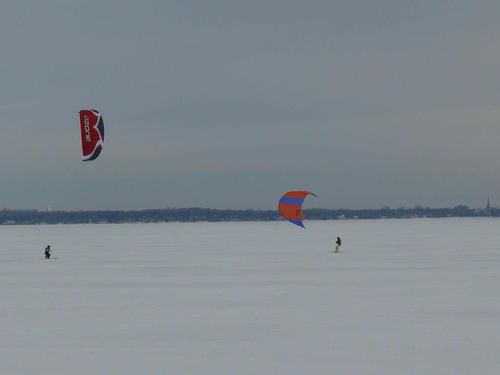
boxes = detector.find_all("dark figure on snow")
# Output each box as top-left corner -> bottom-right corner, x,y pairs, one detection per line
335,237 -> 342,253
44,245 -> 51,259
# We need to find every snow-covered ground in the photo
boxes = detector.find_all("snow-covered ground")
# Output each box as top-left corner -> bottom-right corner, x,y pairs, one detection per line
1,218 -> 500,374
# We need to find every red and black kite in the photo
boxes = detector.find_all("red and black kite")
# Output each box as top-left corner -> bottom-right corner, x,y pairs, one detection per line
79,109 -> 104,161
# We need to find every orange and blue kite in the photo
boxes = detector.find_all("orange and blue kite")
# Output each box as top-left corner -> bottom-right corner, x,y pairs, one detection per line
278,191 -> 317,228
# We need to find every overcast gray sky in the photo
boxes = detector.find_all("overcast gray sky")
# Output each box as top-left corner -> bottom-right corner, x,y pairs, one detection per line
0,0 -> 499,210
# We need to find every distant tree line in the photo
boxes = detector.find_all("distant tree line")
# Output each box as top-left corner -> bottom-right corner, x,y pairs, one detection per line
0,205 -> 497,225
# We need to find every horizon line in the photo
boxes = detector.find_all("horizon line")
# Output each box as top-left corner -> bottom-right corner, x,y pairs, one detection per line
0,205 -> 494,213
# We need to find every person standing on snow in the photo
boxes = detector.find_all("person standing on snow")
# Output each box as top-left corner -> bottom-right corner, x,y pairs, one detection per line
335,237 -> 342,253
44,245 -> 51,259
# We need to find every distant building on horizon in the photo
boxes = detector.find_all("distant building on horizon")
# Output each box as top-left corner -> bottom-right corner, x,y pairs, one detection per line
483,197 -> 493,216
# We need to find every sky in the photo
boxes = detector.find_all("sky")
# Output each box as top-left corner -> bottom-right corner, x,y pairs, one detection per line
0,0 -> 499,210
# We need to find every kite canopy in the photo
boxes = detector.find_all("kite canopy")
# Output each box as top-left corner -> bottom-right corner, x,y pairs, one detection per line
278,191 -> 317,228
79,109 -> 104,161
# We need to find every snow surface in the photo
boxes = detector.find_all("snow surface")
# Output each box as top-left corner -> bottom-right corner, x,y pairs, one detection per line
1,219 -> 500,374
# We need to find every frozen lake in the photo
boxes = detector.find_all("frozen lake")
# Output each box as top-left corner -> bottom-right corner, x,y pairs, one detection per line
1,218 -> 500,374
